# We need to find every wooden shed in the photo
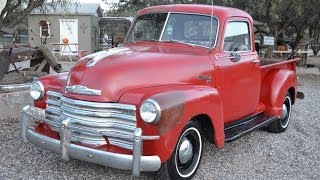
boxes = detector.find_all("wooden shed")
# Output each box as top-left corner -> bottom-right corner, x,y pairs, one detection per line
28,3 -> 103,57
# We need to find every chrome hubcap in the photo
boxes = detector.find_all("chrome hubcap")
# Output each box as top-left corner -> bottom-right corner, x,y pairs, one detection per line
178,138 -> 193,164
280,96 -> 291,128
281,104 -> 288,119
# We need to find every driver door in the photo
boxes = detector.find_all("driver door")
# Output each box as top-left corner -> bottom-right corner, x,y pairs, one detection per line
215,20 -> 261,124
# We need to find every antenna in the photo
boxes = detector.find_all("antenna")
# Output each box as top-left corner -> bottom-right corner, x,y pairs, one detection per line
208,0 -> 214,53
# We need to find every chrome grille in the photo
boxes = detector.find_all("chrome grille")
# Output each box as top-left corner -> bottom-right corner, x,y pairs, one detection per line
45,91 -> 137,150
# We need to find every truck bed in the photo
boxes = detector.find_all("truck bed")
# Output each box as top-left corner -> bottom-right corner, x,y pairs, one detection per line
260,58 -> 299,67
260,58 -> 300,80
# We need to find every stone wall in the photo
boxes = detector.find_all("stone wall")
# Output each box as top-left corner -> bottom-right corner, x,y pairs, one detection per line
0,91 -> 32,120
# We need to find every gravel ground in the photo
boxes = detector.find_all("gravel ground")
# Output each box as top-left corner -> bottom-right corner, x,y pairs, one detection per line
0,71 -> 48,85
0,74 -> 319,179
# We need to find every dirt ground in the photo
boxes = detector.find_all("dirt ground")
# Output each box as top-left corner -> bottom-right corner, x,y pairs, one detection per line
306,55 -> 320,66
0,71 -> 48,85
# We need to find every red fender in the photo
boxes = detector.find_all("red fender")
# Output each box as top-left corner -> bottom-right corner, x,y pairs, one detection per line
119,85 -> 224,162
260,69 -> 297,117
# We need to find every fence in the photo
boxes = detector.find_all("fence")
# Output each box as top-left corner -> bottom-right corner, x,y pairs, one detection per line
0,34 -> 29,46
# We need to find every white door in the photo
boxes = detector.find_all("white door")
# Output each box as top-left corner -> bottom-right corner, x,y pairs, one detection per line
59,19 -> 78,55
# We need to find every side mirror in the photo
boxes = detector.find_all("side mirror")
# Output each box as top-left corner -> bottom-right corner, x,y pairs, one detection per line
230,52 -> 241,62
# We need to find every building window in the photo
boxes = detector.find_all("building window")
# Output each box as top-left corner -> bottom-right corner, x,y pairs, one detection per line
39,20 -> 50,38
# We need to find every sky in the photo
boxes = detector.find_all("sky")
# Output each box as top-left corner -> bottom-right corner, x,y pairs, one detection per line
0,0 -> 5,12
0,0 -> 117,13
78,0 -> 119,11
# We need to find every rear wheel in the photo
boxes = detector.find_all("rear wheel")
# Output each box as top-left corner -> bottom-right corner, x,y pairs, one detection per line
268,93 -> 292,133
157,120 -> 203,180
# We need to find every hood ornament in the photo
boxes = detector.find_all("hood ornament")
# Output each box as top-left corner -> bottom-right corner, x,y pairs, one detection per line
65,85 -> 101,96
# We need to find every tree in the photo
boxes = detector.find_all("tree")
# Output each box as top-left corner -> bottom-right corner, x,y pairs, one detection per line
218,0 -> 320,57
106,0 -> 320,57
0,0 -> 75,37
310,27 -> 320,55
0,0 -> 44,37
105,0 -> 213,16
307,4 -> 320,55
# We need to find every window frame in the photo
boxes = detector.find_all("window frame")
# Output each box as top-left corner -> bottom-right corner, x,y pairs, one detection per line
125,12 -> 220,49
222,19 -> 252,53
39,21 -> 51,38
160,12 -> 220,49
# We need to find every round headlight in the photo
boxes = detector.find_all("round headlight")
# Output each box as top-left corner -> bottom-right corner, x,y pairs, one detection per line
140,99 -> 161,124
29,79 -> 44,100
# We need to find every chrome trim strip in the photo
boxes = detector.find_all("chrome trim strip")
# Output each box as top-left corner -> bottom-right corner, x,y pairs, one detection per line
45,91 -> 137,149
61,104 -> 136,121
61,96 -> 136,111
60,116 -> 136,130
46,114 -> 61,121
132,128 -> 142,177
159,12 -> 171,40
142,135 -> 160,140
46,107 -> 61,115
60,118 -> 71,161
24,129 -> 161,173
46,99 -> 62,106
21,106 -> 161,177
47,91 -> 62,98
65,85 -> 102,96
21,106 -> 31,143
100,131 -> 160,141
22,106 -> 57,125
0,83 -> 30,92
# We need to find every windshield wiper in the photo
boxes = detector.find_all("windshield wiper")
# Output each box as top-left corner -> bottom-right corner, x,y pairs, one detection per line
161,40 -> 195,47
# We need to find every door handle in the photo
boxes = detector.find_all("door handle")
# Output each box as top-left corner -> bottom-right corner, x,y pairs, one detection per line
252,60 -> 260,63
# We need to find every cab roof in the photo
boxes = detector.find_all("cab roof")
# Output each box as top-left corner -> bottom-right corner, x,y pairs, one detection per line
137,4 -> 252,20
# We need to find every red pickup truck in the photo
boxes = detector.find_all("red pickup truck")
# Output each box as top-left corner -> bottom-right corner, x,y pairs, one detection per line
21,4 -> 304,179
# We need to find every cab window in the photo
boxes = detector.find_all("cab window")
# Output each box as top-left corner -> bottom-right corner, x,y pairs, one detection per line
223,21 -> 251,51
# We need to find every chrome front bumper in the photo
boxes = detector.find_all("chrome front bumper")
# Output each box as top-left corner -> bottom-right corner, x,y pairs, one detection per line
21,106 -> 161,177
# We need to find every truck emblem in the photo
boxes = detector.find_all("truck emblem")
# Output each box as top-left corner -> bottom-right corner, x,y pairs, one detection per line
197,75 -> 212,83
65,85 -> 101,96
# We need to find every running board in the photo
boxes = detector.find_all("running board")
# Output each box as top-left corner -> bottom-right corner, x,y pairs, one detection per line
224,114 -> 278,142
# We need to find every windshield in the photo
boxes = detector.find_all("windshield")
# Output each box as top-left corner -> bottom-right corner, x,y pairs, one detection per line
127,13 -> 168,42
127,13 -> 218,48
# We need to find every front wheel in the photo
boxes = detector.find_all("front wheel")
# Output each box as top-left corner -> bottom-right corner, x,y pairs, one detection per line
268,93 -> 292,133
157,120 -> 203,180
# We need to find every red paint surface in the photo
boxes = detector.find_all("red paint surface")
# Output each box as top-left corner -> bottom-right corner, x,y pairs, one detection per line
34,73 -> 68,108
33,5 -> 299,163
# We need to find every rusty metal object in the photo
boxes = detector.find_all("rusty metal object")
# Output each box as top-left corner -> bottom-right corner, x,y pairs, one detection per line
0,47 -> 44,64
1,43 -> 31,49
30,58 -> 50,73
39,45 -> 62,73
0,47 -> 45,79
0,55 -> 9,80
0,45 -> 63,81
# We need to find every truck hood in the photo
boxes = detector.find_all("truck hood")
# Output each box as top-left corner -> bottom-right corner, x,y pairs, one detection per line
65,45 -> 212,102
